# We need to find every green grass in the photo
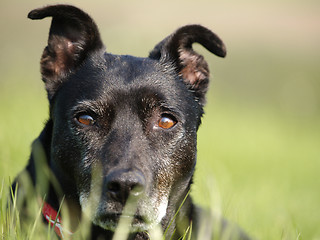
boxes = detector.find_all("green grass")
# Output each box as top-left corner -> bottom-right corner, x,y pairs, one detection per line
1,0 -> 320,239
1,180 -> 192,240
194,103 -> 320,240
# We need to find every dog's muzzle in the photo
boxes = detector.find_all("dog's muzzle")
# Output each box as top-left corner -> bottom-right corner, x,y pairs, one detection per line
79,168 -> 168,232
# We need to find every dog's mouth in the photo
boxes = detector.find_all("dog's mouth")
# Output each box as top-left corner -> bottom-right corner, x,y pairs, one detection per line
80,186 -> 169,232
94,212 -> 151,232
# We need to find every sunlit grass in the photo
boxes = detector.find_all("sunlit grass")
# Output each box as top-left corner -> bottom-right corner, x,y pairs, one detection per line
194,101 -> 320,240
0,180 -> 209,240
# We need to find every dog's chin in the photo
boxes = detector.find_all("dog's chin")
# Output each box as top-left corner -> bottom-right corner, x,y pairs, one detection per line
93,213 -> 155,232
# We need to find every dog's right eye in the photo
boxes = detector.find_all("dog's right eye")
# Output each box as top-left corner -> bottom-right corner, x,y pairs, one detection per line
77,114 -> 95,126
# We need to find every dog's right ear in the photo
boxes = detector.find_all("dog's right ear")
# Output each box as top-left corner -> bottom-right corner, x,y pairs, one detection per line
28,5 -> 104,99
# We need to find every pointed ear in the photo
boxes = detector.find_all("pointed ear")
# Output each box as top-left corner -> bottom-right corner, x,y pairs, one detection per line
28,5 -> 104,99
149,25 -> 226,106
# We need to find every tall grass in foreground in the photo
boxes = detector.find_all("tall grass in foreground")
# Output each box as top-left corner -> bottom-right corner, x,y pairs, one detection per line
0,180 -> 188,240
0,136 -> 244,240
1,180 -> 47,240
1,176 -> 246,240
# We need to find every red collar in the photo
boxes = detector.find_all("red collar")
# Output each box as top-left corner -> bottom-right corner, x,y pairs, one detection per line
42,201 -> 73,239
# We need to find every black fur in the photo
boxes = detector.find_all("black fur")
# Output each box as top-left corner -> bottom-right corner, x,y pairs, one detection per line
13,4 -> 250,240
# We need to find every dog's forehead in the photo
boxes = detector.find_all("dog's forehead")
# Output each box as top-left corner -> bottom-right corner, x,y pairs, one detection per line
100,53 -> 174,86
53,52 -> 201,125
65,53 -> 190,105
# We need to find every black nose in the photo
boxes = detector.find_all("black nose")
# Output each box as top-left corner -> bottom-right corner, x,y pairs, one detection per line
105,170 -> 146,204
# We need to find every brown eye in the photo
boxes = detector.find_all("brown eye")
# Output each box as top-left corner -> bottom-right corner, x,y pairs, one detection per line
77,114 -> 95,126
158,115 -> 177,129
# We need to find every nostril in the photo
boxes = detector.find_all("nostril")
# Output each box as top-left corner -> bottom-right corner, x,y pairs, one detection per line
107,181 -> 121,193
105,170 -> 146,203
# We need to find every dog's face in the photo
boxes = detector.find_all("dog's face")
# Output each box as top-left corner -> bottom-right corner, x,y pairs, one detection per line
52,55 -> 200,230
29,5 -> 226,232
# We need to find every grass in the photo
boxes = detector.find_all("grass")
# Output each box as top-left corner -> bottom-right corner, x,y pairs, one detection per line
194,103 -> 320,240
0,180 -> 219,240
1,178 -> 256,240
1,0 -> 320,239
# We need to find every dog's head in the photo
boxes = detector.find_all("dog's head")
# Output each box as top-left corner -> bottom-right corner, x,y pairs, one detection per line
29,5 -> 226,232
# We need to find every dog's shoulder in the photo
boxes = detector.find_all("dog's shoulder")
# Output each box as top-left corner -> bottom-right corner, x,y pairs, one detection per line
189,204 -> 252,240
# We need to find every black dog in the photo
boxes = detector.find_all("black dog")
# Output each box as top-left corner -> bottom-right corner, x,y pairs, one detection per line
13,4 -> 250,240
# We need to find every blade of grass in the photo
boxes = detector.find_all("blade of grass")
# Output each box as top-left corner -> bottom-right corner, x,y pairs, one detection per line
112,193 -> 138,240
163,189 -> 190,239
28,199 -> 45,239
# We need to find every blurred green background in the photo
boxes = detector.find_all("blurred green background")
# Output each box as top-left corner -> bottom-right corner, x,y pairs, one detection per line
0,0 -> 319,239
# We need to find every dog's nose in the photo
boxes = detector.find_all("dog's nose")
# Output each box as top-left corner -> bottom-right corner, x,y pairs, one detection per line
105,170 -> 146,203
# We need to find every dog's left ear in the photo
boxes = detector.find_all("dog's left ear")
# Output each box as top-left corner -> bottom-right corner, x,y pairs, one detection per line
28,5 -> 104,100
149,25 -> 226,106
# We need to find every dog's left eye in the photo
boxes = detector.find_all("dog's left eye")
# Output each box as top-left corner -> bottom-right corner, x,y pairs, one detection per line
158,115 -> 177,129
77,114 -> 95,126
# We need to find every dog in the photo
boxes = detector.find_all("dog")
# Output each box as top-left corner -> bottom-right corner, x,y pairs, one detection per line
12,4 -> 251,240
